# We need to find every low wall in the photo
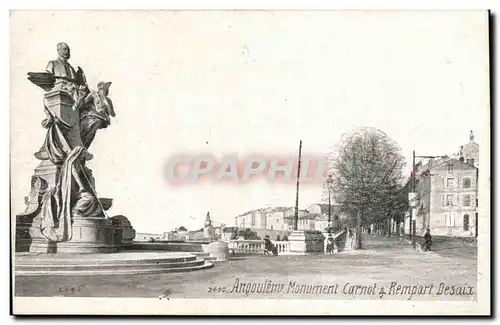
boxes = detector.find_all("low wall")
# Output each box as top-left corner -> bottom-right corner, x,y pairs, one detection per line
126,241 -> 205,252
228,240 -> 290,255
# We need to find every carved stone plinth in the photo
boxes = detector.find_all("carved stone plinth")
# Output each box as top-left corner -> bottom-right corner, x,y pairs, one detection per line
288,231 -> 307,255
111,215 -> 136,248
28,216 -> 117,254
44,89 -> 83,147
288,231 -> 325,255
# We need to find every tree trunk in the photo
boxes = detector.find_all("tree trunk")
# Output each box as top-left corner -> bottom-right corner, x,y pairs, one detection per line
355,209 -> 362,249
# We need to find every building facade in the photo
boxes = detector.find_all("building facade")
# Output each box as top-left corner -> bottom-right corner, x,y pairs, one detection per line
234,209 -> 268,229
415,157 -> 478,237
233,204 -> 348,233
306,203 -> 348,231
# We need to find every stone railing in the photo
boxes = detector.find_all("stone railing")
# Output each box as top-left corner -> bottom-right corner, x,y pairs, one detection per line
228,240 -> 290,255
274,241 -> 290,254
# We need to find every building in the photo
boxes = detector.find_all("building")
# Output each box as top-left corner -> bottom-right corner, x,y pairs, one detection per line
135,232 -> 161,241
234,208 -> 269,229
414,157 -> 478,237
265,207 -> 290,231
411,131 -> 480,237
234,205 -> 346,233
305,203 -> 348,231
221,226 -> 236,241
460,130 -> 479,168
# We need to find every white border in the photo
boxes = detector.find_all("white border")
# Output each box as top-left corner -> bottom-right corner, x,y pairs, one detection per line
3,0 -> 498,323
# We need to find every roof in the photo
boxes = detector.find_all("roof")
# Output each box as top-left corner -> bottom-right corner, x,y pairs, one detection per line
307,203 -> 343,215
238,206 -> 293,217
424,157 -> 477,172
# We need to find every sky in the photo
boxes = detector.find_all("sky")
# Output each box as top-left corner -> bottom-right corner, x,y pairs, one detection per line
10,11 -> 489,233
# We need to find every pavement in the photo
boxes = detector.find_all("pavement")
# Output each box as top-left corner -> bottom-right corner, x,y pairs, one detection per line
14,235 -> 477,300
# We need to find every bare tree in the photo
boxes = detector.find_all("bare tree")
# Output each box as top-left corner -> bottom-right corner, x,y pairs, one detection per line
329,127 -> 406,249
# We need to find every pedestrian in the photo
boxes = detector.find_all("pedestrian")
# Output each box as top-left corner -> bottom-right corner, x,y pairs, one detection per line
348,228 -> 354,248
263,235 -> 278,256
423,228 -> 432,251
326,234 -> 334,254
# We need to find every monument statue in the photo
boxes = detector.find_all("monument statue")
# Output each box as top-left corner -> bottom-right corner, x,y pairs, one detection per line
16,42 -> 128,253
79,81 -> 116,148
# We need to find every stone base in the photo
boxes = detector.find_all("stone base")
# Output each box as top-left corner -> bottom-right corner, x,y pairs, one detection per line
28,216 -> 118,254
288,231 -> 307,255
288,230 -> 326,254
206,241 -> 229,261
15,252 -> 213,276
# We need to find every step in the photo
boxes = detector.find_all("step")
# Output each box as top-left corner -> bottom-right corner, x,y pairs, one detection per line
15,261 -> 214,276
16,258 -> 206,271
15,252 -> 197,266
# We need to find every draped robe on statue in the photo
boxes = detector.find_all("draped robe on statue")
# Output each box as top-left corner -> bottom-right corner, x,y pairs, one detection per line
39,108 -> 103,242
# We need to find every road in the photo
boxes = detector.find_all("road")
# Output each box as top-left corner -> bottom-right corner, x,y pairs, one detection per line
14,235 -> 477,300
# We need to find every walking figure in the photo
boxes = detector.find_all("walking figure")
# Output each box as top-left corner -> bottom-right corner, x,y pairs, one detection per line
326,234 -> 334,254
423,228 -> 432,251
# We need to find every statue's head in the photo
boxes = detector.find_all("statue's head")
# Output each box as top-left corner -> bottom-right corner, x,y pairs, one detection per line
97,81 -> 112,95
57,42 -> 71,60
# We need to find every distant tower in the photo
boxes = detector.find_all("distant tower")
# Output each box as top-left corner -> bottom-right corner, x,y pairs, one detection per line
205,211 -> 212,227
203,211 -> 215,241
462,130 -> 479,168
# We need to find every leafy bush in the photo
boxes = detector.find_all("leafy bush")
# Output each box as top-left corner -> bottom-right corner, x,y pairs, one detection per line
304,230 -> 323,236
237,228 -> 261,240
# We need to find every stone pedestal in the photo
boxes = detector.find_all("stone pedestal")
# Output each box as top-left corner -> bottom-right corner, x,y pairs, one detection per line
28,216 -> 117,253
15,90 -> 121,254
288,231 -> 307,255
288,230 -> 325,254
111,215 -> 136,248
44,89 -> 83,148
207,241 -> 229,261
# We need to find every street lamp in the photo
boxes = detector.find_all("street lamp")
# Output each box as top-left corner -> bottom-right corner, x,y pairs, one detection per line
326,174 -> 334,233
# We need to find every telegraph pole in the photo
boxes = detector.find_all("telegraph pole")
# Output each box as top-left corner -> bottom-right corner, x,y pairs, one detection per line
328,188 -> 332,231
411,150 -> 416,248
294,140 -> 302,231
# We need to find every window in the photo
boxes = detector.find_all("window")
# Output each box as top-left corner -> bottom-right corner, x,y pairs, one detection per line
447,164 -> 454,172
447,178 -> 454,188
463,195 -> 471,207
446,194 -> 453,206
445,214 -> 455,227
463,177 -> 471,188
466,158 -> 475,166
463,214 -> 470,231
251,214 -> 256,227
